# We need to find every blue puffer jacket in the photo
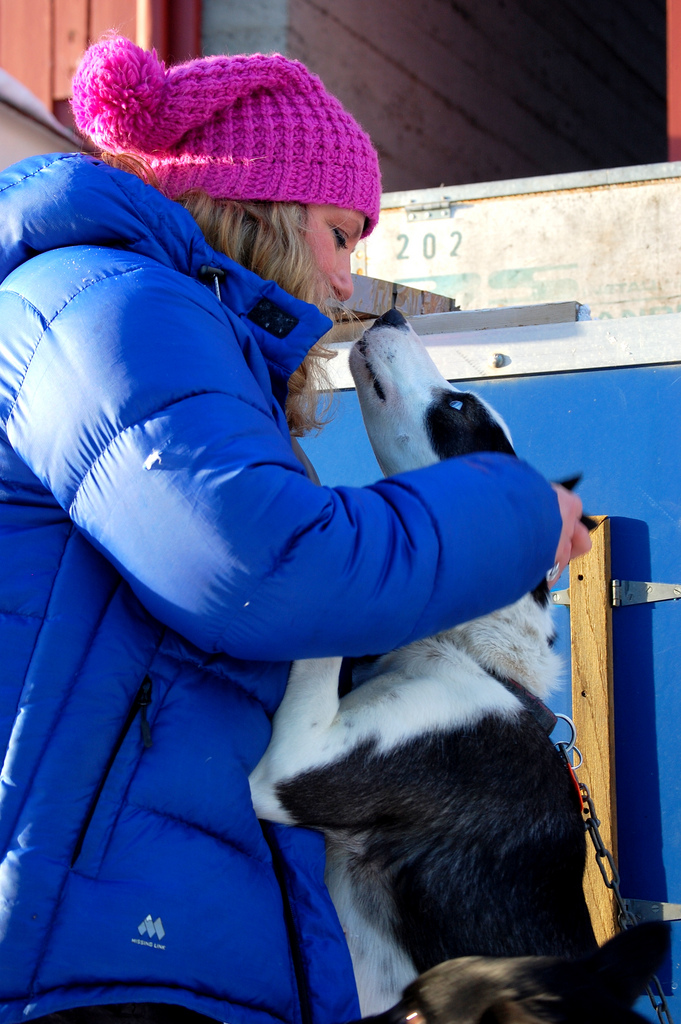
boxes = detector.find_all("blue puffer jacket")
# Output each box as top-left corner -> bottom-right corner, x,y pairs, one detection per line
0,154 -> 561,1024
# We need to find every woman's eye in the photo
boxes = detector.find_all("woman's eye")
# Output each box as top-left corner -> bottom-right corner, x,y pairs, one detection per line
333,227 -> 348,250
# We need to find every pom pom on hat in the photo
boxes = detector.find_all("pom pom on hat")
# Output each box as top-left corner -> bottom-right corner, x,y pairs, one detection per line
72,37 -> 382,233
72,37 -> 168,151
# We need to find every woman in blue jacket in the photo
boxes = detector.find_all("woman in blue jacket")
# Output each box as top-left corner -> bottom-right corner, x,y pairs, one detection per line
0,37 -> 588,1024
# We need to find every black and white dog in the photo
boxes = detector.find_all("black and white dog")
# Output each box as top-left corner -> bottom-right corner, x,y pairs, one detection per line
249,309 -> 597,1015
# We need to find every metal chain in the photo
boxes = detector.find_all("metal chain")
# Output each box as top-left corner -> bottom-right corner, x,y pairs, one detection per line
555,743 -> 675,1024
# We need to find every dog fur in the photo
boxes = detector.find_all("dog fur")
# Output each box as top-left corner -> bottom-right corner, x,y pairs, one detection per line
356,922 -> 669,1024
249,308 -> 597,1015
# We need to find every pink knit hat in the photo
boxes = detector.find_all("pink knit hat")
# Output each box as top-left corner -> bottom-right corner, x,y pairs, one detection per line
71,37 -> 381,234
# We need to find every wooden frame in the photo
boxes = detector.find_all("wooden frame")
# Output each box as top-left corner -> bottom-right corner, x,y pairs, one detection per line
568,516 -> 619,946
0,0 -> 202,128
669,0 -> 681,161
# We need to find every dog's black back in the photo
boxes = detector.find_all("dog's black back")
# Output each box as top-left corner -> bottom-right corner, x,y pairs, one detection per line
278,703 -> 594,973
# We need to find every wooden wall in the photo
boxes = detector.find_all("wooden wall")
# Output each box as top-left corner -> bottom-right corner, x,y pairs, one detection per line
288,0 -> 667,192
0,0 -> 200,128
0,0 -> 667,191
201,0 -> 288,57
669,0 -> 681,158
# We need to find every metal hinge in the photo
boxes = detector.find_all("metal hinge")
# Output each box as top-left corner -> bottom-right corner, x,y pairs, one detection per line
552,580 -> 681,607
611,580 -> 681,606
623,898 -> 681,923
405,201 -> 453,222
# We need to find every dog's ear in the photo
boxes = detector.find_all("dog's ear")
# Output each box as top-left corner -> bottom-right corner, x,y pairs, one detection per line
555,474 -> 598,532
557,474 -> 582,492
580,922 -> 670,1007
379,926 -> 669,1024
524,924 -> 670,1023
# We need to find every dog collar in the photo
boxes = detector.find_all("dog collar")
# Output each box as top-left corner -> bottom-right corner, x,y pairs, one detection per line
493,674 -> 557,734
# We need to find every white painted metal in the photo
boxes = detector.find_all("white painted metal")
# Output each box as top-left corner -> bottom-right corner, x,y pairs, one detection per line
353,163 -> 681,321
326,310 -> 681,390
379,161 -> 681,208
411,302 -> 583,335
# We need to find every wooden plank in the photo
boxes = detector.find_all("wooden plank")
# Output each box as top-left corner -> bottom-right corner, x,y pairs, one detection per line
348,274 -> 456,318
89,0 -> 136,44
0,0 -> 52,109
136,0 -> 167,54
569,517 -> 619,946
53,0 -> 88,101
669,0 -> 681,160
419,289 -> 459,316
394,283 -> 457,317
167,0 -> 201,63
348,275 -> 394,318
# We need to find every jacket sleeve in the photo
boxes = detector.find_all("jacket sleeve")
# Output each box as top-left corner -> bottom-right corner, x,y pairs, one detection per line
2,259 -> 561,661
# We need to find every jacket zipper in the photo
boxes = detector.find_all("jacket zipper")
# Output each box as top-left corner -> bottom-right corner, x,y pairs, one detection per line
70,675 -> 153,868
260,822 -> 313,1024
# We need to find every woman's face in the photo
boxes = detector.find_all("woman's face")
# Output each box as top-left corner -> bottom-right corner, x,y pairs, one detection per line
305,204 -> 366,303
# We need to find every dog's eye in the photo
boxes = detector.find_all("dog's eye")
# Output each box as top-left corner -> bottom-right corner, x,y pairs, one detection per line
449,400 -> 463,411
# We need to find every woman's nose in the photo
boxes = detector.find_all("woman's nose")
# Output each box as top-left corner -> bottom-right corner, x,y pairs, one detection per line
331,261 -> 353,302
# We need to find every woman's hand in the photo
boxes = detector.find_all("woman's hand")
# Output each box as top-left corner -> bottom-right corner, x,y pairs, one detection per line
548,483 -> 592,583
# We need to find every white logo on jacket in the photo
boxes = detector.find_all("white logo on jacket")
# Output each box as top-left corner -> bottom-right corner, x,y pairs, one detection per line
131,914 -> 166,949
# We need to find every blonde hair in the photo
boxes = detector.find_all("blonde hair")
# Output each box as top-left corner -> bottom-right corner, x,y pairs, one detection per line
99,152 -> 337,436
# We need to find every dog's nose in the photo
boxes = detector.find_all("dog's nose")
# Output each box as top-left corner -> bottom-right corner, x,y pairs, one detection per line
373,307 -> 408,330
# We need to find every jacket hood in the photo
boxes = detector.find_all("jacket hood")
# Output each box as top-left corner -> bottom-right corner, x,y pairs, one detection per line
0,152 -> 331,378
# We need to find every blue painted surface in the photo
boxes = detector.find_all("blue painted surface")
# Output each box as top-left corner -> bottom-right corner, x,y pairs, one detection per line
301,363 -> 681,1017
